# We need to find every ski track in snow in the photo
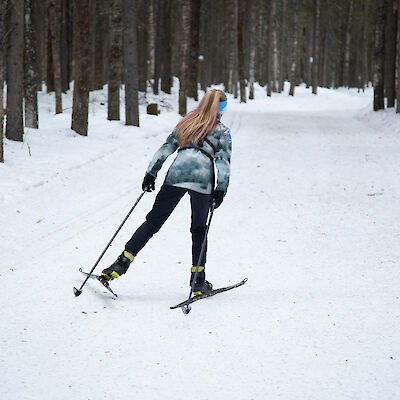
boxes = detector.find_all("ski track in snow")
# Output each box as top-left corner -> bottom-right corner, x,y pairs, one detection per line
1,84 -> 399,400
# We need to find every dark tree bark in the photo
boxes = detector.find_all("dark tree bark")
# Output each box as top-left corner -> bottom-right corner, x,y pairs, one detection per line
289,0 -> 299,96
237,0 -> 246,102
0,0 -> 5,162
6,0 -> 24,142
48,0 -> 63,113
71,0 -> 90,135
361,0 -> 370,91
312,0 -> 320,94
397,1 -> 400,113
25,0 -> 39,128
46,17 -> 54,92
178,0 -> 190,115
270,0 -> 278,93
60,0 -> 70,92
384,0 -> 398,108
153,0 -> 163,95
123,0 -> 139,125
160,0 -> 172,94
373,0 -> 386,111
343,0 -> 354,88
227,0 -> 237,93
188,0 -> 201,100
108,0 -> 122,120
248,0 -> 256,99
91,0 -> 109,90
266,0 -> 272,96
278,0 -> 287,92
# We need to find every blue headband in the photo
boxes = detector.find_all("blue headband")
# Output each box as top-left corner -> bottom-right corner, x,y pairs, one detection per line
219,99 -> 227,112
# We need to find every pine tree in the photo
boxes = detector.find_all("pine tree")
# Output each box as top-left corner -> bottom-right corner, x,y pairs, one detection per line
6,0 -> 24,142
123,0 -> 139,126
108,0 -> 123,120
0,0 -> 5,162
179,0 -> 191,115
289,0 -> 299,96
373,0 -> 386,111
71,0 -> 90,135
25,0 -> 39,128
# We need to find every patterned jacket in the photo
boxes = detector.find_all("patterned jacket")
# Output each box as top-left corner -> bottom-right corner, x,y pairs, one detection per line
146,117 -> 232,195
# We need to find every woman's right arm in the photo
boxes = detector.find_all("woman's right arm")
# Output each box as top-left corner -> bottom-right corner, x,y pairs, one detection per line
146,129 -> 179,177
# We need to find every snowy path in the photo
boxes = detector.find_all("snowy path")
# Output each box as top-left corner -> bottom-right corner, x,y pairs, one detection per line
1,86 -> 399,399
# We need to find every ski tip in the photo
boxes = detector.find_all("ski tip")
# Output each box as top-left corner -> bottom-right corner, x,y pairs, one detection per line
73,287 -> 82,297
243,278 -> 248,283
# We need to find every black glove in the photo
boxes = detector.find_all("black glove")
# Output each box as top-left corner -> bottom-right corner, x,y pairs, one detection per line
142,173 -> 156,192
210,190 -> 224,209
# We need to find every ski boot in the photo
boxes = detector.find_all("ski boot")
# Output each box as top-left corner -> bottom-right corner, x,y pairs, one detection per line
99,251 -> 134,284
190,266 -> 213,296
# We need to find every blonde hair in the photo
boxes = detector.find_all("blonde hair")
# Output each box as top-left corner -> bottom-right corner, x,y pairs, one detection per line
176,89 -> 226,147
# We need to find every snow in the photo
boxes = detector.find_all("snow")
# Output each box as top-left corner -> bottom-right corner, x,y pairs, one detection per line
1,82 -> 399,400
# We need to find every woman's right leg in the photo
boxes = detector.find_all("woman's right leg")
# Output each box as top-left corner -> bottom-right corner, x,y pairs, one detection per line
125,184 -> 186,255
100,185 -> 186,281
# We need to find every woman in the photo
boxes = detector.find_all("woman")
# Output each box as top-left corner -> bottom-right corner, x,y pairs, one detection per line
100,89 -> 232,295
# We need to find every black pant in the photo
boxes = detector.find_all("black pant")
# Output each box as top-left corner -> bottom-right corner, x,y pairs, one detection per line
125,185 -> 211,266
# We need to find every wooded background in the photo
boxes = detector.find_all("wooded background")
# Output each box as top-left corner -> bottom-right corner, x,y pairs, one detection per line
0,0 -> 397,163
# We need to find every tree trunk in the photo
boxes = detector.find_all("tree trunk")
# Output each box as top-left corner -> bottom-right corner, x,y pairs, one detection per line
93,0 -> 108,90
188,0 -> 201,100
342,0 -> 354,87
361,0 -> 370,91
278,0 -> 287,92
312,0 -> 320,94
0,0 -> 5,162
248,0 -> 256,99
178,0 -> 190,115
271,0 -> 278,92
48,0 -> 63,113
160,0 -> 172,94
289,0 -> 299,96
108,0 -> 123,120
123,0 -> 139,125
397,1 -> 400,112
147,0 -> 155,84
384,0 -> 398,107
153,0 -> 162,95
71,0 -> 90,135
60,0 -> 69,92
6,0 -> 24,142
24,0 -> 39,128
237,0 -> 246,102
373,0 -> 386,111
227,0 -> 237,93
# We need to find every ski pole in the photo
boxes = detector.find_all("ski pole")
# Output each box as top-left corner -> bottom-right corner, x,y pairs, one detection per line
73,190 -> 146,297
182,201 -> 216,315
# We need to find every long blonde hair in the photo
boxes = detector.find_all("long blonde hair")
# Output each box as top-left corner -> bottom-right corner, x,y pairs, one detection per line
176,89 -> 226,147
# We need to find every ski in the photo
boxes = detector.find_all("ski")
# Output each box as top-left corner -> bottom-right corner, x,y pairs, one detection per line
79,268 -> 118,298
170,278 -> 248,310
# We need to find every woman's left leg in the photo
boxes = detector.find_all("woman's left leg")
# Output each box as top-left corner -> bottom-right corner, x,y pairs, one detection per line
188,190 -> 211,291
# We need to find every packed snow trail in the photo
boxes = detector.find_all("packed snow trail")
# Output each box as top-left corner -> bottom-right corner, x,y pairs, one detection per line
1,84 -> 399,400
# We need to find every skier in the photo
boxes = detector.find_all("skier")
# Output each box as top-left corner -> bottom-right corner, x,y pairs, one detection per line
99,89 -> 232,295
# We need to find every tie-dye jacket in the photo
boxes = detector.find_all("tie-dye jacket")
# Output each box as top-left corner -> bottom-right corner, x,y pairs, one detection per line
146,119 -> 232,195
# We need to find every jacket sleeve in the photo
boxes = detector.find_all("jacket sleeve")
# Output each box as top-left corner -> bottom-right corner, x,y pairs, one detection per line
214,127 -> 232,194
146,129 -> 179,177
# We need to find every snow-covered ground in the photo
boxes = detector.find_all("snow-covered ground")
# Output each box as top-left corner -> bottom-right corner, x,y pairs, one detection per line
1,82 -> 399,400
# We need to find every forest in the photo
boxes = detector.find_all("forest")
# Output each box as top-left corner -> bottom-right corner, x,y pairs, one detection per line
0,0 -> 397,163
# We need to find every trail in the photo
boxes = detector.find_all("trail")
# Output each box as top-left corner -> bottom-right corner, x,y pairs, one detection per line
1,85 -> 399,400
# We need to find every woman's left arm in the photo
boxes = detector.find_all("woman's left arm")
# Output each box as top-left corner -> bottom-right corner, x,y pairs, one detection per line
214,127 -> 232,194
146,129 -> 179,178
